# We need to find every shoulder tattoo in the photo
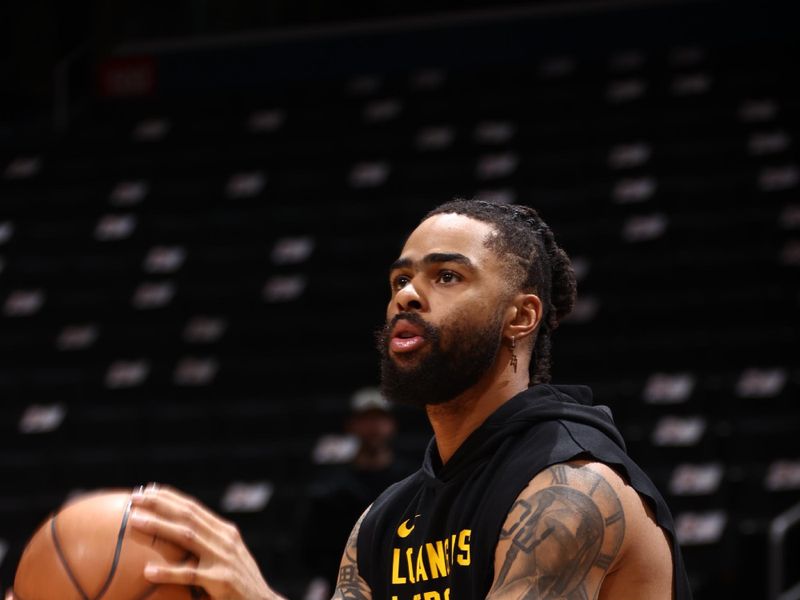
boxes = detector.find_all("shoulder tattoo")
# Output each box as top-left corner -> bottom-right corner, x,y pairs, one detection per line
488,463 -> 626,599
332,509 -> 372,600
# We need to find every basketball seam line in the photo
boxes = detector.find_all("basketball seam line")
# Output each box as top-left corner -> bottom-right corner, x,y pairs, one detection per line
18,502 -> 200,600
94,499 -> 133,600
50,515 -> 91,600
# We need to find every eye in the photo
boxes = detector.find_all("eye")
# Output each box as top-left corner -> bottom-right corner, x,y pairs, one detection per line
392,274 -> 411,290
436,270 -> 462,285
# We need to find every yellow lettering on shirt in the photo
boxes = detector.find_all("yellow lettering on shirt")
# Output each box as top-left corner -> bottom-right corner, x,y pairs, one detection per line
406,547 -> 416,583
457,529 -> 471,566
391,588 -> 451,600
390,529 -> 472,587
415,547 -> 429,581
392,548 -> 407,584
443,537 -> 450,572
425,541 -> 447,578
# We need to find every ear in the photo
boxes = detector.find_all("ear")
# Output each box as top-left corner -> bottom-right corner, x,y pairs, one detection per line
504,293 -> 542,342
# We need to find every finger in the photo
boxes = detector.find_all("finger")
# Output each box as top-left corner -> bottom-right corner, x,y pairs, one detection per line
144,562 -> 202,587
144,563 -> 224,597
133,483 -> 211,522
131,485 -> 233,547
129,509 -> 215,558
133,484 -> 229,535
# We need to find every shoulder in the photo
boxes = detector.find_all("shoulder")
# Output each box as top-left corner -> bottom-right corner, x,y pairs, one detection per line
332,507 -> 373,600
488,460 -> 673,599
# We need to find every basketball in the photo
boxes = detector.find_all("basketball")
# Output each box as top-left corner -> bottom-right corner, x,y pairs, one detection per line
12,490 -> 205,600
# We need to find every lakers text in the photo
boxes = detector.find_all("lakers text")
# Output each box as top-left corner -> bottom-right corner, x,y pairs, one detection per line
390,529 -> 471,599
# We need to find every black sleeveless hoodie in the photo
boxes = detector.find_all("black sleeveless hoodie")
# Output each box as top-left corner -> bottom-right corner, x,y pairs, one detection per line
357,384 -> 692,599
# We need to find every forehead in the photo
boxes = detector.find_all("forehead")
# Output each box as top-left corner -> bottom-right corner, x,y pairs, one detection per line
400,213 -> 498,264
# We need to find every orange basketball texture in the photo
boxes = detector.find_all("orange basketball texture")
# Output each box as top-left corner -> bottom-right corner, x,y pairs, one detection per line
13,490 -> 205,600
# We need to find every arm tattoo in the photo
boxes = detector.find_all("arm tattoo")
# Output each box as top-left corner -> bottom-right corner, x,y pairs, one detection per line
488,463 -> 626,600
331,510 -> 372,600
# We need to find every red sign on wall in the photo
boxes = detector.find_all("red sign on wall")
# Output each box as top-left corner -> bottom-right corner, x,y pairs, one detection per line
98,56 -> 157,98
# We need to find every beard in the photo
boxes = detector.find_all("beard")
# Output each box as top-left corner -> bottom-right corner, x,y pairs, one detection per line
376,309 -> 505,408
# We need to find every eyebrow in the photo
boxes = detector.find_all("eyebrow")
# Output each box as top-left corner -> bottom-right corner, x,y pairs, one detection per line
389,252 -> 476,272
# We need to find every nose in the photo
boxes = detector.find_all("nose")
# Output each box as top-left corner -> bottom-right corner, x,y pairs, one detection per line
394,279 -> 425,312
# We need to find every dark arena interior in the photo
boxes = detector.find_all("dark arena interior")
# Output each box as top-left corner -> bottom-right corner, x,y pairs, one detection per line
1,1 -> 798,598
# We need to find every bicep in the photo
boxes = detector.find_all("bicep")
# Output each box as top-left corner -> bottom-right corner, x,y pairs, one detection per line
331,507 -> 373,600
487,462 -> 627,600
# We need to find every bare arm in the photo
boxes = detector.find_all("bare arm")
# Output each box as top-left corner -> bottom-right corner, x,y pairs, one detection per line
331,508 -> 373,600
487,461 -> 627,600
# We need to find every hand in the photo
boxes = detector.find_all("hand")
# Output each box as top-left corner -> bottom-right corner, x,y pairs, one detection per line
130,484 -> 285,600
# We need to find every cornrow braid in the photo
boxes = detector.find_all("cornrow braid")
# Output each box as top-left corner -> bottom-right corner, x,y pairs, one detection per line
424,199 -> 577,384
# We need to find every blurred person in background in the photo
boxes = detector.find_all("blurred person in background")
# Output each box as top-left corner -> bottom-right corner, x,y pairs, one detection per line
127,199 -> 691,599
301,389 -> 414,593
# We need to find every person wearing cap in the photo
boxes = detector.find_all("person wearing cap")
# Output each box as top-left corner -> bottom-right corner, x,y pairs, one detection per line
301,388 -> 415,593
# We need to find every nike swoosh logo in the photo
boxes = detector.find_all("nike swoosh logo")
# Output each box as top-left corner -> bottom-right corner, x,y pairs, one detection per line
397,515 -> 421,538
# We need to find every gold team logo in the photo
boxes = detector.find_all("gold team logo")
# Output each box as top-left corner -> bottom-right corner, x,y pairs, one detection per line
397,515 -> 421,538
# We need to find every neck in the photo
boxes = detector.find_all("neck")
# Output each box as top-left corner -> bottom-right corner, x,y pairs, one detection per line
426,355 -> 530,464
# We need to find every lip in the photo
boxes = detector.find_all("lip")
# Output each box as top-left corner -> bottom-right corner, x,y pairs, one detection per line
389,319 -> 427,354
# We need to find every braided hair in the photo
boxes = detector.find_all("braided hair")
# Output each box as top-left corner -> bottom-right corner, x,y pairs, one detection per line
424,199 -> 577,384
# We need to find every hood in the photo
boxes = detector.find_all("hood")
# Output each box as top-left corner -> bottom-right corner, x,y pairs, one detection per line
423,384 -> 626,481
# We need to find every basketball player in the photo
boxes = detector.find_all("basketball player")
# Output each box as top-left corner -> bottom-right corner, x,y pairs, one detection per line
129,199 -> 692,599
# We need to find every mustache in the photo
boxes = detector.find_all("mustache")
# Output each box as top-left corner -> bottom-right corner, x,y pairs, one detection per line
375,312 -> 440,354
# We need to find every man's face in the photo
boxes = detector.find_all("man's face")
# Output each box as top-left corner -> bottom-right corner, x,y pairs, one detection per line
377,214 -> 511,407
348,411 -> 396,451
